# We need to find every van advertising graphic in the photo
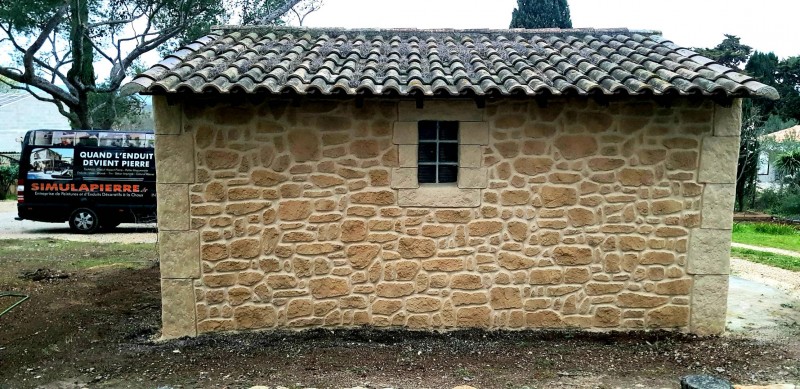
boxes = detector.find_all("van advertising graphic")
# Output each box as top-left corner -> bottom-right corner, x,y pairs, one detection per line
25,144 -> 156,202
26,180 -> 154,200
73,147 -> 155,179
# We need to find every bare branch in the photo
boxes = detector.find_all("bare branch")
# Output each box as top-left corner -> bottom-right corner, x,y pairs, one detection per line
289,0 -> 323,26
23,2 -> 70,81
6,81 -> 77,123
259,0 -> 304,24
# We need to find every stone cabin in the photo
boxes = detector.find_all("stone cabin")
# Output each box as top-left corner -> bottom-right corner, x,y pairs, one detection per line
124,27 -> 779,339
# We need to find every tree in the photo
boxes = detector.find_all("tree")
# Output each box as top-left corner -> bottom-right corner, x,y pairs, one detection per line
229,0 -> 322,26
88,83 -> 145,129
775,151 -> 800,187
694,34 -> 752,69
510,0 -> 572,29
735,105 -> 763,211
0,0 -> 306,129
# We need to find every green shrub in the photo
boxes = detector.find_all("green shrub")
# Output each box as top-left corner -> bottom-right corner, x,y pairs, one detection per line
754,186 -> 800,219
754,187 -> 782,211
0,164 -> 19,198
732,223 -> 747,233
751,222 -> 797,235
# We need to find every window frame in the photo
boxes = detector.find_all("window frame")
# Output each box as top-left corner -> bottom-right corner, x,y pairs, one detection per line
417,120 -> 460,184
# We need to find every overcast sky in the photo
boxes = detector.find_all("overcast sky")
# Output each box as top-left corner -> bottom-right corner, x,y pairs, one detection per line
301,0 -> 800,59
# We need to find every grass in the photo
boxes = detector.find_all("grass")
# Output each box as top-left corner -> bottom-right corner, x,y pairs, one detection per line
731,222 -> 800,253
0,238 -> 157,287
730,247 -> 800,272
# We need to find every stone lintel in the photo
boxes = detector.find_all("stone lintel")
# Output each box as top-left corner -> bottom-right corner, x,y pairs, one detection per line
157,183 -> 190,231
698,136 -> 740,184
398,186 -> 481,207
155,131 -> 195,184
160,279 -> 197,339
398,100 -> 483,122
460,122 -> 490,145
392,121 -> 418,145
687,228 -> 731,275
159,231 -> 200,279
701,184 -> 736,229
690,275 -> 729,335
153,95 -> 182,135
713,99 -> 742,137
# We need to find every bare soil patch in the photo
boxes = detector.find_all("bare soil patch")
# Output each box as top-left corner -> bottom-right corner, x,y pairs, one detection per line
1,241 -> 799,389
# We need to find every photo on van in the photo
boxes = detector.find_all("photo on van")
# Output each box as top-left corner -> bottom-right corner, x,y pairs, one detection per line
27,148 -> 73,179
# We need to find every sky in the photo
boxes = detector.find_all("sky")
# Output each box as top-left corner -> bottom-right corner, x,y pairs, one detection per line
1,0 -> 798,148
299,0 -> 800,59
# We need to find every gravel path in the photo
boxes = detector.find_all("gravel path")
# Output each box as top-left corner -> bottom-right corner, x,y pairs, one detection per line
0,200 -> 157,244
729,242 -> 800,299
731,257 -> 800,300
732,242 -> 800,258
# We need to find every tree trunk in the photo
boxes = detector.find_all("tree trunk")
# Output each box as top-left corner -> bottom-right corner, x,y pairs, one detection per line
67,0 -> 95,129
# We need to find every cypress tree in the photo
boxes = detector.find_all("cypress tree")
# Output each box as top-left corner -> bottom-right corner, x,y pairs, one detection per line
510,0 -> 573,29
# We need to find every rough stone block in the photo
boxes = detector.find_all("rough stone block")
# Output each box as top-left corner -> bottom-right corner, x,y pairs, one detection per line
690,275 -> 729,335
701,184 -> 735,229
398,145 -> 417,167
153,96 -> 181,135
460,145 -> 482,168
161,279 -> 196,339
713,99 -> 742,137
458,167 -> 488,189
155,132 -> 195,183
398,186 -> 480,207
398,100 -> 483,122
157,183 -> 189,231
699,137 -> 740,184
159,231 -> 200,278
460,122 -> 489,145
687,228 -> 731,275
391,168 -> 419,189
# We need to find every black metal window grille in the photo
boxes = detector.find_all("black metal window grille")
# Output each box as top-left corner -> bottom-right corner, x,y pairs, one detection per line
418,120 -> 459,183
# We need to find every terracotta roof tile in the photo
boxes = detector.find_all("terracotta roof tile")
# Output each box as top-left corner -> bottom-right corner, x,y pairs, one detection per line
124,26 -> 779,100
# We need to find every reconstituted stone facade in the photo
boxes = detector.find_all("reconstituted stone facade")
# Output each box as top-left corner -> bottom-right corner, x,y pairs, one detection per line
154,95 -> 740,338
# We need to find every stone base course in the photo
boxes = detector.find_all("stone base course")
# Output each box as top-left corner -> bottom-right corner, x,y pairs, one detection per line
154,97 -> 740,337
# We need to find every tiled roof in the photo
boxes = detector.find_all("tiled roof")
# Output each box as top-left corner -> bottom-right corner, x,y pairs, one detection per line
761,125 -> 800,141
125,26 -> 779,100
0,93 -> 30,107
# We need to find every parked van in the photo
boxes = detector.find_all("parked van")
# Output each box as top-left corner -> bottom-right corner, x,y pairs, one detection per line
16,130 -> 156,233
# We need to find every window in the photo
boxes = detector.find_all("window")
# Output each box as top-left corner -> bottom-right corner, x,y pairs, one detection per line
418,120 -> 459,183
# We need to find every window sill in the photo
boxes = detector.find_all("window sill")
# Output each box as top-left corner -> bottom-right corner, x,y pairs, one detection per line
397,185 -> 481,208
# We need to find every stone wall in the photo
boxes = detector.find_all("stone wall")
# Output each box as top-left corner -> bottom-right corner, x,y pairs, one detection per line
153,95 -> 740,338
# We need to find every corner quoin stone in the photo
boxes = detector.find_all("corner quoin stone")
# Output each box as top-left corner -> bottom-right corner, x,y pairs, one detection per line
687,228 -> 731,275
155,131 -> 195,184
159,231 -> 200,278
153,95 -> 182,135
698,137 -> 739,184
690,275 -> 728,335
161,279 -> 197,339
700,184 -> 736,229
713,99 -> 742,137
156,183 -> 190,231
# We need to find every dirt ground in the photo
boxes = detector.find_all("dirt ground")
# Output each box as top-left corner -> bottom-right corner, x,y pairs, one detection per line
1,242 -> 799,389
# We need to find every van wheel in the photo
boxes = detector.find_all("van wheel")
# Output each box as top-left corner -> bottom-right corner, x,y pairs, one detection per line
69,208 -> 100,234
